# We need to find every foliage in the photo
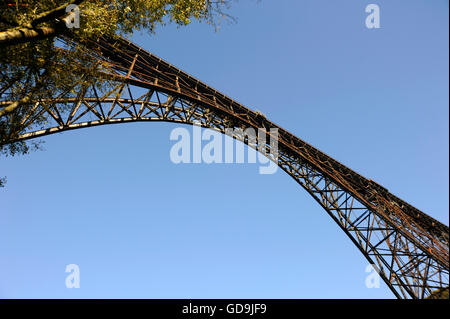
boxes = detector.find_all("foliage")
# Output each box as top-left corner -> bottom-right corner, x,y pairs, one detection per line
0,0 -> 234,189
0,0 -> 233,154
427,287 -> 449,299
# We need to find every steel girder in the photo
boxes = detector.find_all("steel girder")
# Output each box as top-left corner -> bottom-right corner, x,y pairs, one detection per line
1,36 -> 448,299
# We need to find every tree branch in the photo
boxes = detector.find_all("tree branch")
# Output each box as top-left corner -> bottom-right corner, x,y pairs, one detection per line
0,70 -> 49,118
0,0 -> 85,46
0,25 -> 59,45
30,0 -> 85,27
0,96 -> 31,118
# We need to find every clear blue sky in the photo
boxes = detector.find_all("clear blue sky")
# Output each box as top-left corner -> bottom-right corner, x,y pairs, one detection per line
0,0 -> 448,298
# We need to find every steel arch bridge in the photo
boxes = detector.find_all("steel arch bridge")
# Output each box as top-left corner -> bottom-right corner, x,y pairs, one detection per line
1,36 -> 449,299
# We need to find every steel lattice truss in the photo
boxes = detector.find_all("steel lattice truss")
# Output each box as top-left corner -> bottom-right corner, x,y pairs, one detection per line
1,36 -> 449,299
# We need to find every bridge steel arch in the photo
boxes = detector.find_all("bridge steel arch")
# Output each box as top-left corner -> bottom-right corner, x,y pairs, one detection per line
1,36 -> 448,299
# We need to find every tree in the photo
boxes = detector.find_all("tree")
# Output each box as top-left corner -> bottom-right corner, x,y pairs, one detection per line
0,0 -> 233,45
0,0 -> 233,187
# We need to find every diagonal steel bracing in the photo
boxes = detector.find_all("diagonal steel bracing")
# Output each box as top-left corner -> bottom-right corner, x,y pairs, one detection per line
1,36 -> 448,299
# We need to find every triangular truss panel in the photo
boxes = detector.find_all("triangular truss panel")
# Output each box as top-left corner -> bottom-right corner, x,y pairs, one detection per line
1,36 -> 448,299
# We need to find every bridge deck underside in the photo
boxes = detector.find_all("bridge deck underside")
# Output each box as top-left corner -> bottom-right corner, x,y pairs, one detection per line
1,36 -> 448,299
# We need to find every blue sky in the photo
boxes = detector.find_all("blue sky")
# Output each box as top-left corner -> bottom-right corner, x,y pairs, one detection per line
0,0 -> 448,298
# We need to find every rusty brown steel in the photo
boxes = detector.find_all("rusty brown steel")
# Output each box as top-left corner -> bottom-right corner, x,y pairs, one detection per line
1,35 -> 448,299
